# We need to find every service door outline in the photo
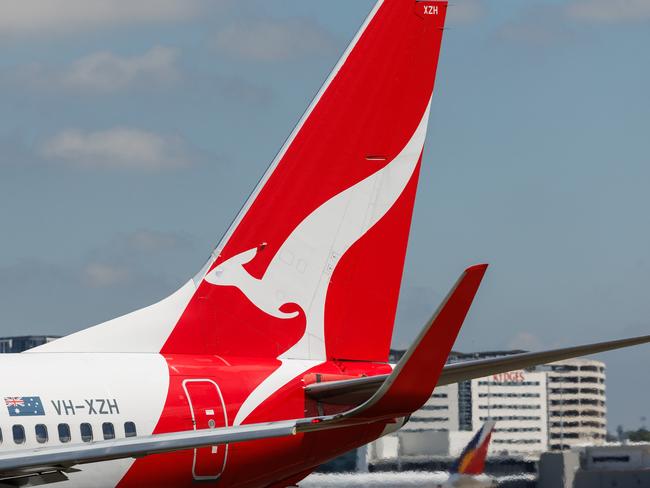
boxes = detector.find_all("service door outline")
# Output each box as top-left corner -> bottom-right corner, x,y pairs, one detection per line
182,379 -> 228,480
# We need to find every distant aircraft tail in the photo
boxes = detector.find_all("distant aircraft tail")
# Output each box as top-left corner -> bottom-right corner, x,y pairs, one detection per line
33,0 -> 449,363
451,421 -> 496,476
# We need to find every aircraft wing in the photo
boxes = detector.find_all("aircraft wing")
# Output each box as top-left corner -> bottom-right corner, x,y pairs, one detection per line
305,336 -> 650,405
0,264 -> 488,486
0,421 -> 299,484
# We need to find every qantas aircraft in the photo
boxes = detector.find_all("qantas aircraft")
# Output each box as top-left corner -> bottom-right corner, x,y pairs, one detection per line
0,1 -> 648,487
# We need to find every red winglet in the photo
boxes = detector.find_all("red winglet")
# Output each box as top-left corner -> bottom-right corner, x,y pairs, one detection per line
296,264 -> 487,432
356,264 -> 488,419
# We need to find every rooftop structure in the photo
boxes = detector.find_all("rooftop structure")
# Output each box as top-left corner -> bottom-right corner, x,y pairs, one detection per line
0,336 -> 60,353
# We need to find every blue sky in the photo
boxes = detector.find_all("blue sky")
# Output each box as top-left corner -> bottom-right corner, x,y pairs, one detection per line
0,0 -> 649,429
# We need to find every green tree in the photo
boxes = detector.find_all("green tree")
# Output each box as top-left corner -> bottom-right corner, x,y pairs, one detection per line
627,428 -> 650,442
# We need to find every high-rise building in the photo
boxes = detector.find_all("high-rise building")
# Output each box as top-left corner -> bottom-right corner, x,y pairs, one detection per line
537,358 -> 607,450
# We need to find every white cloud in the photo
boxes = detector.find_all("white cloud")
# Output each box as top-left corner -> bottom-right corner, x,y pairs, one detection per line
447,1 -> 486,25
213,18 -> 337,62
60,46 -> 180,92
82,263 -> 130,288
42,127 -> 191,170
566,0 -> 650,23
0,0 -> 204,36
8,46 -> 182,93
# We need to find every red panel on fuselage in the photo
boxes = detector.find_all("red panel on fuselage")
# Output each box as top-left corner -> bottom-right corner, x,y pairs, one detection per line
117,355 -> 392,487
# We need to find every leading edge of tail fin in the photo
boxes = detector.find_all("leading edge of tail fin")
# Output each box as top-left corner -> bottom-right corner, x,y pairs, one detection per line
451,421 -> 496,475
34,0 -> 449,357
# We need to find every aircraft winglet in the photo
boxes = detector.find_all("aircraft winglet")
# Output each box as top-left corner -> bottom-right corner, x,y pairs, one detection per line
357,264 -> 488,418
298,264 -> 488,429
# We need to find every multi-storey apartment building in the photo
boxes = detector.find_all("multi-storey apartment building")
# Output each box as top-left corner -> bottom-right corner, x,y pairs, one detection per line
537,358 -> 607,450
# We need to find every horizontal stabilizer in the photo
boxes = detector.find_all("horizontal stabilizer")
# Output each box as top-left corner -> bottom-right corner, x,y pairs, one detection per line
437,334 -> 650,386
305,336 -> 650,405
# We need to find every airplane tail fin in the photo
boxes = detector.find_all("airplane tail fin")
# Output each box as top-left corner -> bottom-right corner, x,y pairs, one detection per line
450,420 -> 496,476
33,0 -> 449,361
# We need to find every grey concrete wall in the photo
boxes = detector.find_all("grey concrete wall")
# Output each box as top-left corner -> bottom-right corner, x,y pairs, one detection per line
538,451 -> 579,488
398,430 -> 449,457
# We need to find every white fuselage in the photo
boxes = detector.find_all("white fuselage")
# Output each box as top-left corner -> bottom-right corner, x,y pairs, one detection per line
0,353 -> 169,487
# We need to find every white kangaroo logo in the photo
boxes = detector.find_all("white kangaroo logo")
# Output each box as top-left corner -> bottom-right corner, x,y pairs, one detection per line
205,102 -> 431,363
206,247 -> 300,320
207,101 -> 432,426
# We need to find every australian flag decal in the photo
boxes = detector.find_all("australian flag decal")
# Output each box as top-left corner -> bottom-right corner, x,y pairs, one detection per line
5,397 -> 45,416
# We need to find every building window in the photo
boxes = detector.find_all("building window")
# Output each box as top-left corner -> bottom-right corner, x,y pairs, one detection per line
551,388 -> 578,394
35,424 -> 48,444
580,366 -> 599,372
124,422 -> 137,438
493,439 -> 541,444
580,377 -> 598,383
479,393 -> 540,398
80,423 -> 93,443
592,456 -> 630,463
580,388 -> 599,395
58,423 -> 71,443
553,365 -> 578,372
551,433 -> 579,439
551,444 -> 572,451
421,405 -> 448,411
103,422 -> 115,440
551,421 -> 579,428
478,404 -> 540,410
479,416 -> 541,421
12,425 -> 25,444
409,417 -> 449,423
